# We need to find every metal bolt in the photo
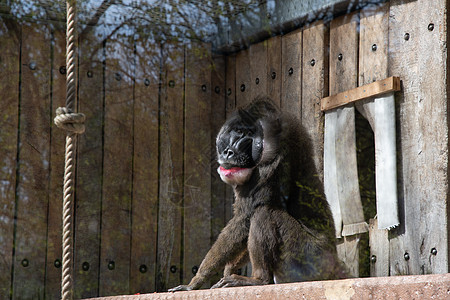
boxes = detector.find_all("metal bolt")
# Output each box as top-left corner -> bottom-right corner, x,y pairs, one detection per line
82,261 -> 90,271
108,261 -> 115,270
87,70 -> 93,78
21,259 -> 29,267
338,53 -> 343,61
59,66 -> 66,75
29,62 -> 36,70
370,255 -> 377,263
144,78 -> 150,86
214,86 -> 220,94
139,264 -> 148,273
192,266 -> 198,275
54,259 -> 62,268
404,33 -> 410,41
310,59 -> 316,67
288,67 -> 294,75
240,84 -> 246,92
372,44 -> 377,52
169,80 -> 175,88
431,248 -> 437,255
404,252 -> 410,261
227,88 -> 232,96
255,78 -> 259,85
428,23 -> 434,31
115,73 -> 121,81
170,265 -> 177,273
271,72 -> 276,79
201,84 -> 207,92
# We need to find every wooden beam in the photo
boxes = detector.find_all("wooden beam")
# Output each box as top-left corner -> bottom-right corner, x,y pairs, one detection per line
321,76 -> 400,111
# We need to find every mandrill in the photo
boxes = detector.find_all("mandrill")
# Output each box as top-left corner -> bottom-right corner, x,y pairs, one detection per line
169,96 -> 344,291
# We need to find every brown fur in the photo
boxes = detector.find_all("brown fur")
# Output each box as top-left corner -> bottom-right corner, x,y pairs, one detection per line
169,97 -> 344,291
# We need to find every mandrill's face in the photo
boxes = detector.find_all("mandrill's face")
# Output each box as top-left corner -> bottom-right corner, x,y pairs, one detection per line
216,110 -> 264,186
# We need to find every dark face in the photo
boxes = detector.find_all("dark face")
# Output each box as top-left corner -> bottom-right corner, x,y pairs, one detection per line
216,110 -> 264,185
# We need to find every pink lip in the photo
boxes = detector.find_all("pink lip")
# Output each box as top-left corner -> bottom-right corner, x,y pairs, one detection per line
219,166 -> 246,176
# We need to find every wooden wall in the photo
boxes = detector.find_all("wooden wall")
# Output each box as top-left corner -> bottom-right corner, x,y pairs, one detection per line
0,17 -> 227,298
0,0 -> 449,298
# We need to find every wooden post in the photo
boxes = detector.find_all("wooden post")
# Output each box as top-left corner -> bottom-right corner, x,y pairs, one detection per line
0,18 -> 20,299
99,32 -> 134,296
388,0 -> 449,275
13,23 -> 52,300
184,43 -> 212,286
157,42 -> 184,291
74,26 -> 104,299
326,13 -> 367,277
130,36 -> 160,294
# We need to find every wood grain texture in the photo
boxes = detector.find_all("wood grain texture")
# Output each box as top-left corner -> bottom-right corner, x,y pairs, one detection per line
184,43 -> 212,286
12,24 -> 51,300
281,29 -> 302,116
388,0 -> 449,276
74,27 -> 104,299
302,21 -> 328,182
328,12 -> 364,277
249,41 -> 268,101
157,42 -> 184,292
267,36 -> 282,107
236,48 -> 252,107
130,37 -> 160,294
99,35 -> 134,296
369,218 -> 389,277
45,28 -> 66,300
0,17 -> 20,299
357,3 -> 391,277
211,55 -> 227,243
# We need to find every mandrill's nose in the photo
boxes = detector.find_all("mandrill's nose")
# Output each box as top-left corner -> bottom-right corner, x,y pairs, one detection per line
223,148 -> 234,159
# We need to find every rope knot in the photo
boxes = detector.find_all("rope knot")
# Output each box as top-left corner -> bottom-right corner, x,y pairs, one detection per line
54,107 -> 86,134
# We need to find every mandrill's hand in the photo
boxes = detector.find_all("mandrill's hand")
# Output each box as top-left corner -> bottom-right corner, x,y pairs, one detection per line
210,274 -> 248,288
168,285 -> 193,292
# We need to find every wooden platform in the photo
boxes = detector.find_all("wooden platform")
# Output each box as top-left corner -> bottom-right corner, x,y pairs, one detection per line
91,273 -> 450,300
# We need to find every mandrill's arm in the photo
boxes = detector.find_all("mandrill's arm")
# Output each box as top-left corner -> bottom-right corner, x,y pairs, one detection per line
168,215 -> 249,291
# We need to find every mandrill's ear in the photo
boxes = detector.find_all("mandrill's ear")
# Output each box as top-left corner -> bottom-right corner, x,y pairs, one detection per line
258,117 -> 281,164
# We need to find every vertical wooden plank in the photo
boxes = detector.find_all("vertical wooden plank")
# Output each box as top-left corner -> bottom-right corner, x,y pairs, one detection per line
302,21 -> 328,184
388,0 -> 449,275
74,27 -> 104,299
358,3 -> 390,277
12,23 -> 51,299
184,43 -> 212,287
130,36 -> 160,294
329,13 -> 363,277
45,28 -> 66,300
0,17 -> 20,299
235,49 -> 251,107
249,41 -> 268,102
210,55 -> 227,243
210,55 -> 227,285
225,54 -> 236,116
387,0 -> 421,276
414,0 -> 448,275
224,54 -> 236,223
369,218 -> 389,277
281,29 -> 302,118
267,36 -> 282,106
157,42 -> 184,292
99,34 -> 134,296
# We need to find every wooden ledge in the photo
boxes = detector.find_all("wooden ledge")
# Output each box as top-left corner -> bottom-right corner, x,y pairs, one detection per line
91,273 -> 450,299
321,76 -> 401,111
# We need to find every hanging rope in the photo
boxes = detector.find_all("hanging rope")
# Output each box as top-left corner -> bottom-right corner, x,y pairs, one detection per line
54,0 -> 84,299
